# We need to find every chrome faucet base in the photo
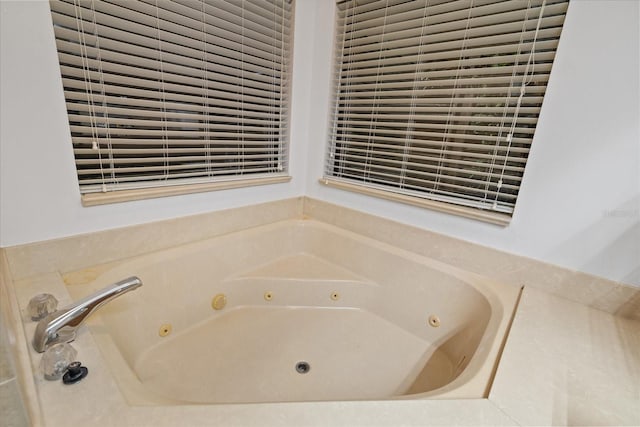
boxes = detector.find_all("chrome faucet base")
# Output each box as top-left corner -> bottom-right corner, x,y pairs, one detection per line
32,276 -> 142,353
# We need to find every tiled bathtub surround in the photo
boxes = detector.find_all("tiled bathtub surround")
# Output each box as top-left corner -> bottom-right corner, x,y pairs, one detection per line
304,198 -> 640,320
10,264 -> 640,426
0,251 -> 40,427
490,287 -> 640,426
5,197 -> 304,281
0,285 -> 29,427
2,197 -> 639,426
4,197 -> 638,321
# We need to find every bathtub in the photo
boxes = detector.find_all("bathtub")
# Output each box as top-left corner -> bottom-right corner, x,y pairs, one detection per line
65,219 -> 520,405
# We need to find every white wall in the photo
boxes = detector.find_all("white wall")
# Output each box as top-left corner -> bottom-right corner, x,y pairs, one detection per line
1,1 -> 638,287
304,0 -> 640,286
0,0 -> 315,246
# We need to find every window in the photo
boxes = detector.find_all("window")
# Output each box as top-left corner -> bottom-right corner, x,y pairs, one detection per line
324,0 -> 568,224
50,0 -> 294,206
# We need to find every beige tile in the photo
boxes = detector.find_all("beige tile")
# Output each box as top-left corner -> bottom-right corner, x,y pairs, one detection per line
303,197 -> 631,318
489,287 -> 640,426
5,197 -> 639,426
6,197 -> 303,281
0,251 -> 40,427
502,268 -> 618,306
0,316 -> 13,382
0,379 -> 29,427
590,284 -> 640,321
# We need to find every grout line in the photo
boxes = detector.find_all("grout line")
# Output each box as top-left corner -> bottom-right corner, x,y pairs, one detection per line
487,398 -> 523,427
484,285 -> 525,398
0,376 -> 16,387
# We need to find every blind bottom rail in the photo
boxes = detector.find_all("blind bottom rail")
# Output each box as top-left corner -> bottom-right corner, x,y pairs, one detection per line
82,175 -> 291,206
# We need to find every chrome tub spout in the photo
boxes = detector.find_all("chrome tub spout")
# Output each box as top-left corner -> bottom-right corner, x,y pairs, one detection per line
32,276 -> 142,353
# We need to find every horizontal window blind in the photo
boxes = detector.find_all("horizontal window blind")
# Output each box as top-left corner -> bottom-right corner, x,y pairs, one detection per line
50,0 -> 294,204
325,0 -> 568,223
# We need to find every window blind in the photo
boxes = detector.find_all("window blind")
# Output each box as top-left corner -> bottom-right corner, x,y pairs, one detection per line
324,0 -> 568,224
50,0 -> 294,205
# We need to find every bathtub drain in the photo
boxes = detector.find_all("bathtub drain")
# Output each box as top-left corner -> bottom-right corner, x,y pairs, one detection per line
295,361 -> 310,374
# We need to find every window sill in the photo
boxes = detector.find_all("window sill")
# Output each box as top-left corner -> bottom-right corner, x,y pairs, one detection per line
319,178 -> 511,226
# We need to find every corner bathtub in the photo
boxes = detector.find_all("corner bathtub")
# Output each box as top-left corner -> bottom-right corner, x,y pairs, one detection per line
65,219 -> 520,405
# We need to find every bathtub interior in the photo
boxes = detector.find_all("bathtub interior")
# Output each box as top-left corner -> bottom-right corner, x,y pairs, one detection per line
65,219 -> 519,405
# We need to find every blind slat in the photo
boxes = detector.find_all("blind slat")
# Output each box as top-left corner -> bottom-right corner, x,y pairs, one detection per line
340,32 -> 559,63
67,102 -> 281,125
75,155 -> 283,166
69,125 -> 283,139
337,96 -> 546,106
71,137 -> 285,146
339,62 -> 554,79
339,51 -> 558,74
64,94 -> 283,120
334,129 -> 532,145
338,73 -> 551,91
336,112 -> 539,125
66,115 -> 284,133
325,139 -> 529,162
61,79 -> 285,113
75,147 -> 283,155
335,119 -> 537,135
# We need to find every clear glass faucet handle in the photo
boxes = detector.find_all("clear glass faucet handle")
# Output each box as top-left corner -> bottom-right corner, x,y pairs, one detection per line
27,293 -> 58,321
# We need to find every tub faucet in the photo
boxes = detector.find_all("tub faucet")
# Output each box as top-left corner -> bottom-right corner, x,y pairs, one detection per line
32,276 -> 142,353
